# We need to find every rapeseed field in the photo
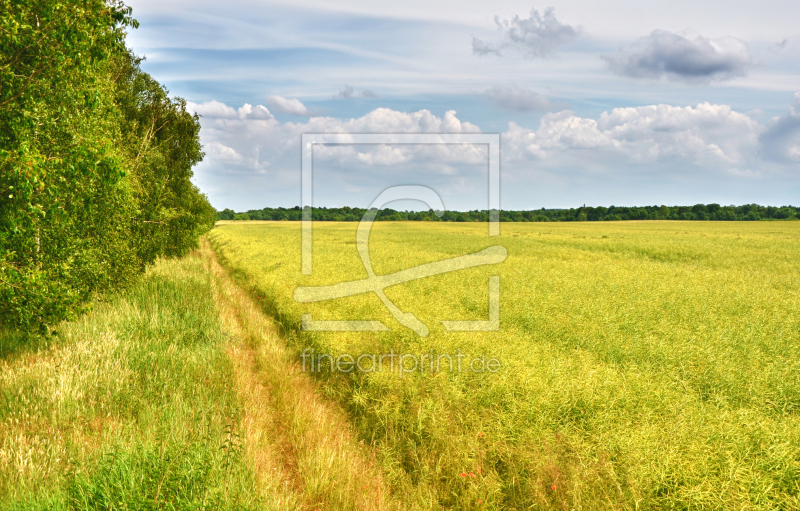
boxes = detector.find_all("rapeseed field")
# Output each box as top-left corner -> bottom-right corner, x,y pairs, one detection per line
208,220 -> 800,510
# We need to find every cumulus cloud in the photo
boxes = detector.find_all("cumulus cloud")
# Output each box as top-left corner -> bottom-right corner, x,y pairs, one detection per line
485,85 -> 559,111
194,104 -> 481,171
335,86 -> 379,99
194,100 -> 766,181
192,103 -> 489,208
187,101 -> 274,120
187,99 -> 239,119
266,95 -> 313,116
604,29 -> 752,82
237,103 -> 273,120
760,92 -> 800,162
206,142 -> 242,161
299,107 -> 481,134
503,102 -> 762,167
474,7 -> 581,58
190,100 -> 772,175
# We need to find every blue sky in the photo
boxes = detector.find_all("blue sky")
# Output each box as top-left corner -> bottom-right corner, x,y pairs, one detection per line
126,0 -> 800,211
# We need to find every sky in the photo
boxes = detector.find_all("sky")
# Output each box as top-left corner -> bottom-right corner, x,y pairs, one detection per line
125,0 -> 800,211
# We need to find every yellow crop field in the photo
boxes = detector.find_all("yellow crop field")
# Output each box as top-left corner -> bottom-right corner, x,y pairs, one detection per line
208,220 -> 800,510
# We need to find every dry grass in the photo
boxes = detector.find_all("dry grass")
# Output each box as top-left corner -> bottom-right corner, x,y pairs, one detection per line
202,239 -> 398,511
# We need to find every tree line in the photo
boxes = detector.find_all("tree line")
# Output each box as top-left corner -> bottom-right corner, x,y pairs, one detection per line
218,203 -> 799,223
1,0 -> 215,332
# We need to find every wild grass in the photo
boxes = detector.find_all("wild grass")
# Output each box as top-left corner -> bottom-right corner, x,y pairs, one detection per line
208,220 -> 800,510
0,242 -> 397,511
0,252 -> 260,510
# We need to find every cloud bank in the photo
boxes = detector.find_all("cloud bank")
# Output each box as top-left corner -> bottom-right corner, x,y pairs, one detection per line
503,103 -> 761,167
188,96 -> 799,210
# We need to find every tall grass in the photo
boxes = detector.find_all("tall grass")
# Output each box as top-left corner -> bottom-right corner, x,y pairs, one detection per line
0,253 -> 260,510
209,220 -> 800,510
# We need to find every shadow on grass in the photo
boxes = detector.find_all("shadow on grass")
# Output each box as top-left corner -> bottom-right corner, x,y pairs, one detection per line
0,329 -> 59,363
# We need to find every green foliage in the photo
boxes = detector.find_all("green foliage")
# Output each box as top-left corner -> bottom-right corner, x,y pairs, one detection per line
114,54 -> 214,265
217,208 -> 236,221
0,1 -> 213,331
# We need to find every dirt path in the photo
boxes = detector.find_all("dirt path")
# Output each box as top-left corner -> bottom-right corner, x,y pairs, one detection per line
201,239 -> 398,510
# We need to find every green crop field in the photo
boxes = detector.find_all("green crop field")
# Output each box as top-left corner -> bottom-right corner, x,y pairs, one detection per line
208,220 -> 800,510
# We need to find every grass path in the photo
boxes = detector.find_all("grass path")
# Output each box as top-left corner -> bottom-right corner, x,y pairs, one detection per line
203,239 -> 397,510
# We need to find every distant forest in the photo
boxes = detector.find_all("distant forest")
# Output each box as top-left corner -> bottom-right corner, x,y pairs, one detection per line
217,204 -> 799,222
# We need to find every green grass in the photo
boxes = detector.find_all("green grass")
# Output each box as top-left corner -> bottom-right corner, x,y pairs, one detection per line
0,253 -> 260,510
209,220 -> 800,510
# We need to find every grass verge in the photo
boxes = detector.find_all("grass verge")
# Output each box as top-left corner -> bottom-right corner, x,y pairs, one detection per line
0,243 -> 398,510
0,251 -> 258,509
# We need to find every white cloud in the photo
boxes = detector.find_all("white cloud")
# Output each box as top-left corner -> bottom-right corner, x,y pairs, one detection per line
187,101 -> 274,120
266,95 -> 313,116
237,103 -> 274,120
206,141 -> 242,161
474,7 -> 581,58
187,99 -> 239,118
303,107 -> 481,134
191,103 -> 488,208
486,85 -> 558,111
604,29 -> 752,82
193,104 -> 482,176
192,101 -> 765,176
503,102 -> 763,167
194,100 -> 764,178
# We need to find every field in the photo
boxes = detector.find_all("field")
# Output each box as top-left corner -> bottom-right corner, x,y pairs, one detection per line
208,220 -> 800,509
2,220 -> 799,510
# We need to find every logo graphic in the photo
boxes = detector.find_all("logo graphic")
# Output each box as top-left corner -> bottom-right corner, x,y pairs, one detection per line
295,134 -> 504,337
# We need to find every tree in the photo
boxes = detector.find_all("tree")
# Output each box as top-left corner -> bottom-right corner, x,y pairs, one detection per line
217,208 -> 235,220
1,0 -> 139,329
1,0 -> 213,331
114,54 -> 214,264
